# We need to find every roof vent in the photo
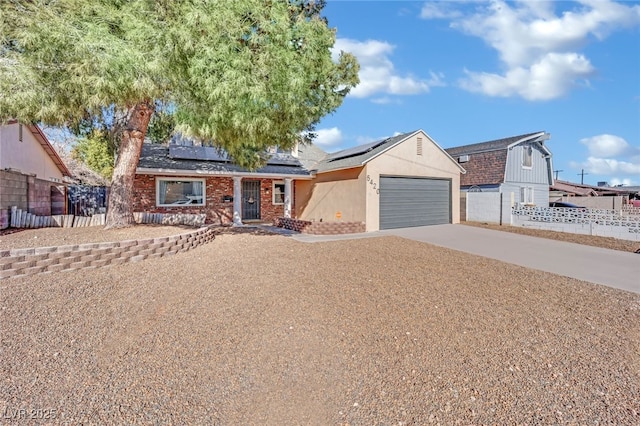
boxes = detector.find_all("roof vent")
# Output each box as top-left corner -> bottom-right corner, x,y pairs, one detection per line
459,155 -> 470,163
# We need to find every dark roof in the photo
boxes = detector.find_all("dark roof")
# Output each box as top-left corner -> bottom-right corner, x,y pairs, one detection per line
445,131 -> 548,187
445,132 -> 544,157
137,143 -> 312,177
315,131 -> 418,172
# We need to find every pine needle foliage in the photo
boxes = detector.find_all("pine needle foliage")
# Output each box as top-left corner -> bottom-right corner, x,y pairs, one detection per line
0,0 -> 359,169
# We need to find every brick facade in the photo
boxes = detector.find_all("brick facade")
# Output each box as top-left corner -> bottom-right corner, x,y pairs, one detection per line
133,175 -> 290,225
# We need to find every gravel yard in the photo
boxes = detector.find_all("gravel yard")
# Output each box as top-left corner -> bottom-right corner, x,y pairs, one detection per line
1,228 -> 639,424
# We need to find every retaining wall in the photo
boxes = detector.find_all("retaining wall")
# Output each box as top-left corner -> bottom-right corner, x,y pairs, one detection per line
0,226 -> 216,280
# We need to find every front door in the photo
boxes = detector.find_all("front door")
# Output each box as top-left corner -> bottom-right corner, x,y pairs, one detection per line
242,180 -> 261,220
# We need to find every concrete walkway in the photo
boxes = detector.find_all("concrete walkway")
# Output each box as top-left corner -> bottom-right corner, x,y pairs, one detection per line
284,224 -> 639,294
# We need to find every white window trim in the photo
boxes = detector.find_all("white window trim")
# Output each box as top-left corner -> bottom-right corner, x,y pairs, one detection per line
272,181 -> 285,205
156,177 -> 206,207
522,145 -> 533,169
521,186 -> 534,206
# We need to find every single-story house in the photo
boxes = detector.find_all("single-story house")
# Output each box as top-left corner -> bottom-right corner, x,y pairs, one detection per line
133,129 -> 465,232
445,131 -> 554,206
133,141 -> 313,226
0,122 -> 71,229
296,129 -> 465,231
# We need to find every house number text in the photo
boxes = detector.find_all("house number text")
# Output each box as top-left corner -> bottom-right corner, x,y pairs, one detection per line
366,175 -> 380,194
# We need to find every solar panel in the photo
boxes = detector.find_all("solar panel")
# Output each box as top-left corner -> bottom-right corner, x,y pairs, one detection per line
324,139 -> 388,162
266,154 -> 302,166
169,145 -> 230,162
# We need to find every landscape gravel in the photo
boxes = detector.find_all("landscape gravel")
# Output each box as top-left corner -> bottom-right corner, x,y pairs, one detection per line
1,227 -> 639,424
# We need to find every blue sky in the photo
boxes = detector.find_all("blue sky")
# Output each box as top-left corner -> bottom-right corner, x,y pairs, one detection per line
314,0 -> 640,187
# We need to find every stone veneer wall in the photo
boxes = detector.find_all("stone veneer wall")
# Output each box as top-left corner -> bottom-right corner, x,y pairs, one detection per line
133,175 -> 288,225
275,217 -> 365,235
0,226 -> 216,279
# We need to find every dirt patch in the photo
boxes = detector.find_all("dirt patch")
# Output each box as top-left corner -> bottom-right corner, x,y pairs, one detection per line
1,232 -> 638,424
463,221 -> 640,253
0,225 -> 200,251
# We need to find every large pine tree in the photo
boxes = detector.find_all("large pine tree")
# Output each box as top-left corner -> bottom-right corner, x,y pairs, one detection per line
0,0 -> 359,228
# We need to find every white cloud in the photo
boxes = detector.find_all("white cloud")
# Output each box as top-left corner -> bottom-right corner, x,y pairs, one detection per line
580,134 -> 636,157
460,52 -> 594,101
420,2 -> 463,19
608,177 -> 636,187
579,157 -> 640,175
333,38 -> 445,99
422,0 -> 640,100
313,127 -> 343,148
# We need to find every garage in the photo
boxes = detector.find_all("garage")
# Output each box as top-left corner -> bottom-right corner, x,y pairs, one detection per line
379,176 -> 451,230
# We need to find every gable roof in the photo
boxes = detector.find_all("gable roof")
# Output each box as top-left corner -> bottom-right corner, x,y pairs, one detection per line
136,143 -> 313,178
445,131 -> 548,157
445,131 -> 550,186
3,121 -> 72,177
28,124 -> 72,177
315,130 -> 465,174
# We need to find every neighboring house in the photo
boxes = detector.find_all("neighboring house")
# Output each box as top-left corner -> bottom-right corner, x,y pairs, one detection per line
445,131 -> 554,207
133,129 -> 465,232
550,179 -> 634,210
0,122 -> 71,229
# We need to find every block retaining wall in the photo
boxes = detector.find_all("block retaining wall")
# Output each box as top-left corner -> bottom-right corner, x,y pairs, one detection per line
0,226 -> 216,280
275,217 -> 365,235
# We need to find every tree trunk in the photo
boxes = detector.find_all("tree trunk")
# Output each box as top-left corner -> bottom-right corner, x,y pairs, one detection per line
105,101 -> 154,229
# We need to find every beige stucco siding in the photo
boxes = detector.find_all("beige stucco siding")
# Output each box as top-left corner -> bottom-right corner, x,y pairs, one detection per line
365,132 -> 461,231
295,167 -> 366,223
0,123 -> 64,181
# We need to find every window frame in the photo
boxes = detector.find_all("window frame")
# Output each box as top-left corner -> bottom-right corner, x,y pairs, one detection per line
156,177 -> 206,207
272,181 -> 285,205
522,145 -> 533,168
521,186 -> 535,205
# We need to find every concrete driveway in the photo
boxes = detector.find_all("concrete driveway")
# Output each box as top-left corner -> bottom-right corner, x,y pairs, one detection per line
381,224 -> 639,294
287,224 -> 639,294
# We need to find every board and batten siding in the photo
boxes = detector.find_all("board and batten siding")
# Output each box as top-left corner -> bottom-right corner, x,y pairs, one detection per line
504,144 -> 551,185
501,182 -> 550,208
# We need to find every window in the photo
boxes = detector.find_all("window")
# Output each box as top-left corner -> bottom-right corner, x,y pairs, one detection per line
157,178 -> 205,206
520,186 -> 534,205
417,137 -> 423,156
273,181 -> 285,205
522,145 -> 533,168
18,124 -> 23,142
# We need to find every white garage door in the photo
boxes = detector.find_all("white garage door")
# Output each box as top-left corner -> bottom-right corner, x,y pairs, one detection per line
379,177 -> 451,230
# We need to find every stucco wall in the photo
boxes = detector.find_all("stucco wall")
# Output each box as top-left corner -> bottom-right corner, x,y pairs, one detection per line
365,132 -> 462,231
295,167 -> 366,223
0,123 -> 64,181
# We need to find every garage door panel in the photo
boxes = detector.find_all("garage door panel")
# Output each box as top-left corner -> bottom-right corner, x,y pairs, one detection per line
379,177 -> 451,230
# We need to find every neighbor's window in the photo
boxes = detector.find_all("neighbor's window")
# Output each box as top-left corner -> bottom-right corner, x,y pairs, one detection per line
157,178 -> 205,206
273,181 -> 285,205
522,145 -> 533,168
520,186 -> 534,205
